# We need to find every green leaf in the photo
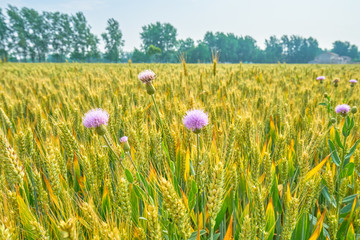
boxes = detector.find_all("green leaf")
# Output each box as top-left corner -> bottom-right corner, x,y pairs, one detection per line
294,213 -> 310,240
346,224 -> 355,240
271,176 -> 282,213
188,180 -> 198,211
338,198 -> 358,238
214,195 -> 229,230
319,102 -> 327,106
339,199 -> 359,218
342,116 -> 351,137
340,163 -> 355,179
349,117 -> 355,131
322,187 -> 336,208
188,230 -> 207,240
130,186 -> 139,224
125,169 -> 134,183
162,141 -> 171,163
133,184 -> 145,201
328,139 -> 341,166
265,199 -> 275,240
101,186 -> 111,217
344,139 -> 360,163
342,194 -> 358,204
176,149 -> 181,180
213,233 -> 221,240
335,128 -> 344,149
137,172 -> 149,193
172,175 -> 182,197
169,160 -> 175,174
190,159 -> 195,176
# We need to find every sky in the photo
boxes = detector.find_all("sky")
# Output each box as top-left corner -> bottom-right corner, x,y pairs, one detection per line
1,0 -> 360,52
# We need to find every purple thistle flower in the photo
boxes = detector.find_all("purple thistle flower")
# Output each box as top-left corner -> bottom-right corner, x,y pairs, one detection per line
316,76 -> 325,81
183,109 -> 209,133
82,109 -> 109,128
335,104 -> 351,116
120,136 -> 128,143
349,79 -> 357,83
138,70 -> 156,83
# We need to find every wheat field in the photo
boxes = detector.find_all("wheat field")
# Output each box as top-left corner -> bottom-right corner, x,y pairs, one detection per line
0,62 -> 359,240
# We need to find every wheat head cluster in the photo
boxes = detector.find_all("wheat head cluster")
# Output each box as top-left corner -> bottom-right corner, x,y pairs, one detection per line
0,62 -> 359,240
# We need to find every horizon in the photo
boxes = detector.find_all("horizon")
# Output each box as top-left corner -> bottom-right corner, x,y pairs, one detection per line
1,0 -> 360,52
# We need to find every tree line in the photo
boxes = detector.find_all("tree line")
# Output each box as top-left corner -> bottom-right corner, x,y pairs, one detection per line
0,5 -> 359,63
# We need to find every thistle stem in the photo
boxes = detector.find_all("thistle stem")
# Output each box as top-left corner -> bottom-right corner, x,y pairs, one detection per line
126,151 -> 151,199
127,151 -> 139,173
151,94 -> 164,129
151,94 -> 170,160
196,133 -> 200,229
203,191 -> 206,231
103,135 -> 125,169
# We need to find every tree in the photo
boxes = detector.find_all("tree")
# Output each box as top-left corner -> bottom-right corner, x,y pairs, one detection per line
70,12 -> 91,61
300,37 -> 321,62
188,41 -> 211,63
202,32 -> 260,63
332,41 -> 350,56
21,7 -> 50,62
332,41 -> 359,59
140,22 -> 177,61
178,38 -> 195,53
281,35 -> 320,63
86,33 -> 100,62
213,32 -> 239,62
349,45 -> 359,60
131,48 -> 149,62
264,36 -> 283,63
146,44 -> 161,62
7,5 -> 27,61
0,8 -> 10,61
237,35 -> 259,62
203,32 -> 216,50
46,12 -> 73,62
101,18 -> 124,62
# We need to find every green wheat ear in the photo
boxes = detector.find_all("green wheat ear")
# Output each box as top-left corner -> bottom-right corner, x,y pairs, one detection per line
207,161 -> 224,224
59,218 -> 77,240
159,176 -> 191,238
116,177 -> 132,223
146,204 -> 162,240
282,196 -> 299,240
0,134 -> 24,187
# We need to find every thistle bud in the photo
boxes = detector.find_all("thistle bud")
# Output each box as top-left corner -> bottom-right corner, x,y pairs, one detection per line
120,136 -> 130,152
145,83 -> 156,95
95,124 -> 107,136
351,106 -> 357,114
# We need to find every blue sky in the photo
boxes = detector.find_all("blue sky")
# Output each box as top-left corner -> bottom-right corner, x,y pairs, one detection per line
1,0 -> 359,51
